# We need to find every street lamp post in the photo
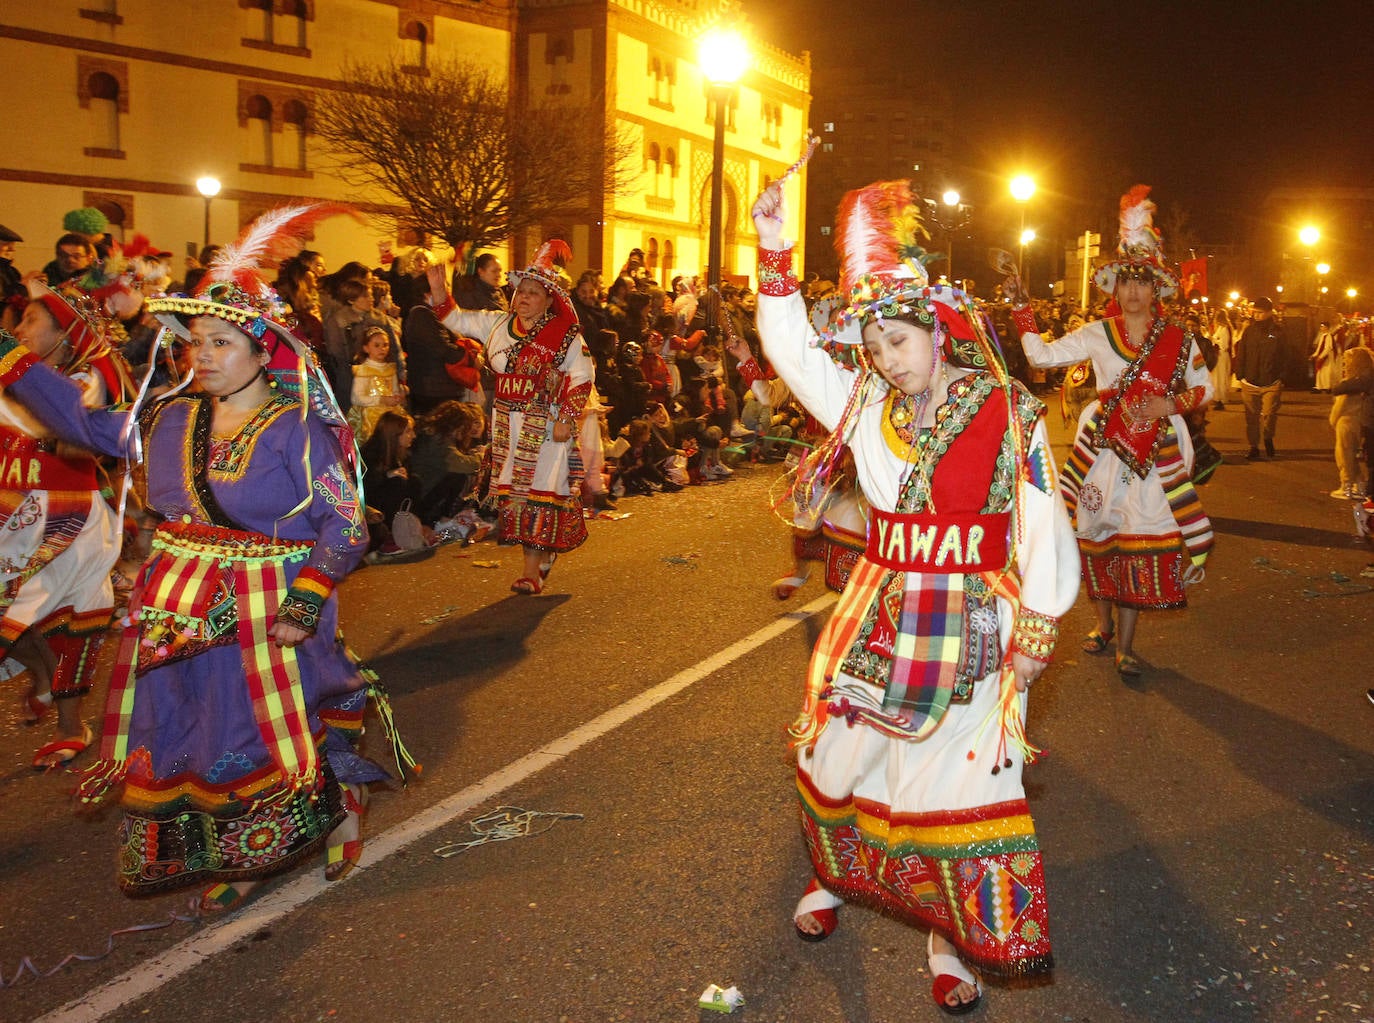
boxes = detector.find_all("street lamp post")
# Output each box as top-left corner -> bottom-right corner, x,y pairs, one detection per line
196,176 -> 221,250
1010,174 -> 1035,296
1019,228 -> 1036,296
1297,225 -> 1320,303
925,190 -> 972,289
698,27 -> 749,340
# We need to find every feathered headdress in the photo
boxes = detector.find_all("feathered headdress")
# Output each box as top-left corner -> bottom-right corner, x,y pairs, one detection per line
25,273 -> 135,404
144,203 -> 362,511
507,239 -> 576,321
1093,185 -> 1180,297
821,181 -> 991,371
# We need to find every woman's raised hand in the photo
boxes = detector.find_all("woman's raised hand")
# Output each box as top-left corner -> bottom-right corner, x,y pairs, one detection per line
751,183 -> 785,248
426,263 -> 449,303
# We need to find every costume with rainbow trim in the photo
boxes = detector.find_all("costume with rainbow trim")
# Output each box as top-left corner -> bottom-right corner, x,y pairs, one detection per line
1020,186 -> 1214,609
758,180 -> 1080,980
431,241 -> 594,556
0,206 -> 414,895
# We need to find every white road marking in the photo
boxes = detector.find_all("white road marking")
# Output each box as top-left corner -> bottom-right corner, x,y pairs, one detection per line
36,593 -> 836,1023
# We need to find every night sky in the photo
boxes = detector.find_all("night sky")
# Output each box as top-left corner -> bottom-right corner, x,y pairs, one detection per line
750,0 -> 1374,247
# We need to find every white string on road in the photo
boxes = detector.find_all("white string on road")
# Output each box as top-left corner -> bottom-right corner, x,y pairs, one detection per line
35,592 -> 837,1023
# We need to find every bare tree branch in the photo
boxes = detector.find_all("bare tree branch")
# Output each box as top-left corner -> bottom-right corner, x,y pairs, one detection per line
315,58 -> 635,255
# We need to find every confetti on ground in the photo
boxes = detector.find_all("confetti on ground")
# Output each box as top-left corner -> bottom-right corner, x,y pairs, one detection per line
420,606 -> 461,625
661,553 -> 700,569
470,560 -> 502,569
1251,557 -> 1374,598
434,806 -> 583,858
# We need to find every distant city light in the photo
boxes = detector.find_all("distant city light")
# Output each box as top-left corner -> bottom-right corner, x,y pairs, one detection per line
1228,291 -> 1240,300
1298,225 -> 1320,247
1276,285 -> 1284,293
1348,288 -> 1359,299
942,190 -> 960,207
1316,262 -> 1331,275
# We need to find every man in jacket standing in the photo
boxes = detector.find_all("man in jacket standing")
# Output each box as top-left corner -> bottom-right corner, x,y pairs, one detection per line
1235,296 -> 1287,459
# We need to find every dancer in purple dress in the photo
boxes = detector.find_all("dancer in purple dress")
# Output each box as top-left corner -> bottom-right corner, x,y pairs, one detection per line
0,205 -> 412,911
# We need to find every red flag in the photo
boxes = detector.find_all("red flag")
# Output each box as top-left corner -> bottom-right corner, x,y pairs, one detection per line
1179,257 -> 1207,299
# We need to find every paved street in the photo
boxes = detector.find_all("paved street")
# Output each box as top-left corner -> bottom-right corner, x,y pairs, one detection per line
1,390 -> 1371,1023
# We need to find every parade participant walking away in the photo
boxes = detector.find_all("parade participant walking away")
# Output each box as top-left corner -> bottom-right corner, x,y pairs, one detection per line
1328,346 -> 1372,498
1020,185 -> 1213,679
0,205 -> 412,911
425,242 -> 593,595
1234,297 -> 1287,459
6,273 -> 134,768
753,178 -> 1079,1015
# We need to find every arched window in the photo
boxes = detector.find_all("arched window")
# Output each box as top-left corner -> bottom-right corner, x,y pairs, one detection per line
402,20 -> 428,71
663,240 -> 675,281
88,72 -> 121,152
646,142 -> 661,199
280,0 -> 308,49
646,238 -> 659,274
663,147 -> 677,200
245,94 -> 273,167
282,98 -> 309,170
247,0 -> 272,43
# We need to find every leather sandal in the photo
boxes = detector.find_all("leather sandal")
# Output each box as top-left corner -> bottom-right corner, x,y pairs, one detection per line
772,573 -> 810,601
32,723 -> 93,770
1081,629 -> 1115,654
927,930 -> 982,1015
1115,652 -> 1143,678
21,685 -> 54,726
325,784 -> 368,882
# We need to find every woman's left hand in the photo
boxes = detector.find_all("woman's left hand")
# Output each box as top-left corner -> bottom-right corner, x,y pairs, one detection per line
268,621 -> 310,648
551,420 -> 573,443
1011,652 -> 1046,693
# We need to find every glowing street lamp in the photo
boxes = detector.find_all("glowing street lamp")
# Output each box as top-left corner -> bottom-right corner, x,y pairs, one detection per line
929,189 -> 970,286
195,176 -> 221,249
1298,225 -> 1320,247
699,26 -> 749,338
1009,175 -> 1036,203
942,190 -> 961,208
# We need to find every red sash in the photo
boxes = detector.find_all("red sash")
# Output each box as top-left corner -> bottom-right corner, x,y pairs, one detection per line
1094,318 -> 1190,478
864,509 -> 1011,573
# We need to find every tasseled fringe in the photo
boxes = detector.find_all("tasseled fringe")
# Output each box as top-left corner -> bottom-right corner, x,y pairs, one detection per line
363,672 -> 421,782
75,758 -> 128,806
965,660 -> 1045,776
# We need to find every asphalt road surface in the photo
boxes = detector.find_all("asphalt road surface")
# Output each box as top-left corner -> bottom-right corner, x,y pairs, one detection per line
0,390 -> 1370,1023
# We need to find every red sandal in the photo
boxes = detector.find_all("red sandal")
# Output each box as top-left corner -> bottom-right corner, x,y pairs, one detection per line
793,878 -> 841,942
510,576 -> 543,595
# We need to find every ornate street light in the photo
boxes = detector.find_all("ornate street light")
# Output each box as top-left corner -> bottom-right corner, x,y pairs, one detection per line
196,176 -> 221,249
925,190 -> 972,288
699,26 -> 748,339
1010,174 -> 1036,295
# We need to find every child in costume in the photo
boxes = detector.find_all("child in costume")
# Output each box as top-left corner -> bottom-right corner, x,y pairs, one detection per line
350,325 -> 406,442
753,179 -> 1079,1015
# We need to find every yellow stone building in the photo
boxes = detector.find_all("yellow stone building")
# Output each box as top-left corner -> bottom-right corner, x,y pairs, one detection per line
0,0 -> 809,288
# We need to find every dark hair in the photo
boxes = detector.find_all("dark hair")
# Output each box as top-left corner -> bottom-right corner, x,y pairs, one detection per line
55,233 -> 94,257
319,262 -> 371,299
337,278 -> 371,305
360,410 -> 414,473
474,253 -> 499,273
418,400 -> 474,437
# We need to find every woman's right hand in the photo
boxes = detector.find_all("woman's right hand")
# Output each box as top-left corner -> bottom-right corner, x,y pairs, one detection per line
426,263 -> 449,303
751,183 -> 785,249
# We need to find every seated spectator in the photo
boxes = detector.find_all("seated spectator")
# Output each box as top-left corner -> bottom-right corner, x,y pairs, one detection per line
360,410 -> 431,553
410,400 -> 487,525
351,326 -> 407,442
618,418 -> 684,496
